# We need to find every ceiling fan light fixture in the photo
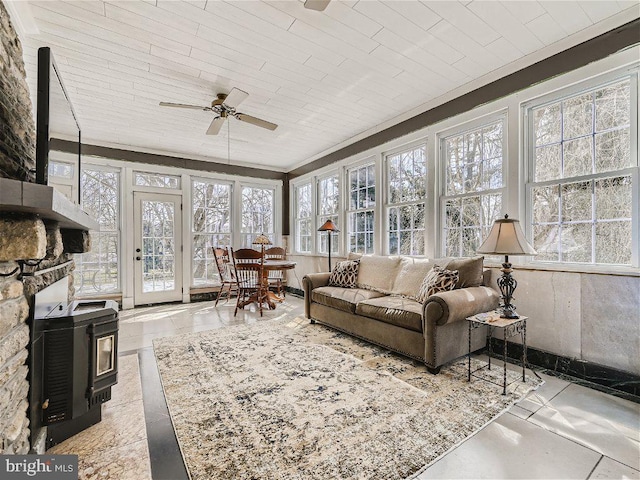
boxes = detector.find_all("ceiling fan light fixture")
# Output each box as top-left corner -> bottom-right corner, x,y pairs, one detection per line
159,87 -> 278,135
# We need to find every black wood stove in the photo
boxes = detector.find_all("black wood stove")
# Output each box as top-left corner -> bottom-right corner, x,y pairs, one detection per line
30,278 -> 119,449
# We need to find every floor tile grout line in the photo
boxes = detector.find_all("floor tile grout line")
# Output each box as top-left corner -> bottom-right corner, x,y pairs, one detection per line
585,455 -> 604,480
525,412 -> 631,468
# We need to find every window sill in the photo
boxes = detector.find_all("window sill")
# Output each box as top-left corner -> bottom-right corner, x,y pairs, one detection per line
483,261 -> 640,277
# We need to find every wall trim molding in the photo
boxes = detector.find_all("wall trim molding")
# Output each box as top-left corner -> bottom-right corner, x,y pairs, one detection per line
50,139 -> 287,182
491,338 -> 639,401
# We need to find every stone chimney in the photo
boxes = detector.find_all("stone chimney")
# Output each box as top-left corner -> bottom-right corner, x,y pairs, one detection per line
0,0 -> 37,454
0,0 -> 92,454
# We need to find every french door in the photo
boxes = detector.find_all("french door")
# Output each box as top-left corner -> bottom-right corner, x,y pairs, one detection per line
133,192 -> 183,305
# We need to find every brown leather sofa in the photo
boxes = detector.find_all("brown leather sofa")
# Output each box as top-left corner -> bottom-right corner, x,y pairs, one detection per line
302,255 -> 499,374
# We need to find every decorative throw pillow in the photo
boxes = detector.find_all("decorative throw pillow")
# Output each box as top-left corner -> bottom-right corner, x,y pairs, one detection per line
416,266 -> 459,303
328,260 -> 360,288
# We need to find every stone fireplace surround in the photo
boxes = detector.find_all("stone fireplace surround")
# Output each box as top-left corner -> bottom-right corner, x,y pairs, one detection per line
0,1 -> 95,454
0,215 -> 89,453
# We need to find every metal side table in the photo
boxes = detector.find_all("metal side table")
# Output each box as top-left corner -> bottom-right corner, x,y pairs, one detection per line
466,312 -> 529,395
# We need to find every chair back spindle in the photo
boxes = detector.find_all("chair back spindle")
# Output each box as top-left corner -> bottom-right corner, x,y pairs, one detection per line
231,248 -> 266,316
211,246 -> 238,306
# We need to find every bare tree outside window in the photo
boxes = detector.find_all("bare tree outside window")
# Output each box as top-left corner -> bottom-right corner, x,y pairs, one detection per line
75,168 -> 120,296
317,175 -> 339,255
442,121 -> 504,257
387,145 -> 426,255
347,164 -> 375,254
134,172 -> 180,189
295,183 -> 312,253
241,187 -> 274,247
192,180 -> 231,286
530,78 -> 633,265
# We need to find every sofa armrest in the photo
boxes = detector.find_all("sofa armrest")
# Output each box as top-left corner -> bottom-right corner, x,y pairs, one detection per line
302,273 -> 331,319
423,286 -> 500,327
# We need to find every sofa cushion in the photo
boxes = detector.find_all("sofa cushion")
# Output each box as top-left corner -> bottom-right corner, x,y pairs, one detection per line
355,296 -> 423,333
328,259 -> 360,288
356,255 -> 402,294
311,286 -> 385,314
416,265 -> 459,303
436,256 -> 484,289
391,257 -> 435,299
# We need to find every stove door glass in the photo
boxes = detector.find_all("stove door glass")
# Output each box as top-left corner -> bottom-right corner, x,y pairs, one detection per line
96,335 -> 115,376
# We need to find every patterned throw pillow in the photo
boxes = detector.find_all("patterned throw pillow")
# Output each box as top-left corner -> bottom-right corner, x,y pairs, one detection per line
416,265 -> 459,303
328,260 -> 360,288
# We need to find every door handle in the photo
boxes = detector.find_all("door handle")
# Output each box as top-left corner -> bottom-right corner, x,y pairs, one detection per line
136,248 -> 141,253
136,257 -> 141,261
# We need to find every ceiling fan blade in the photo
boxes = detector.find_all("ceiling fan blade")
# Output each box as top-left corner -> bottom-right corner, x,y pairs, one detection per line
206,116 -> 226,135
304,0 -> 330,11
235,113 -> 278,131
223,88 -> 249,109
159,102 -> 209,111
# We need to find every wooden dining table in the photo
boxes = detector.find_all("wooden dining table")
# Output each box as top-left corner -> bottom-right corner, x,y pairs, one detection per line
236,259 -> 296,311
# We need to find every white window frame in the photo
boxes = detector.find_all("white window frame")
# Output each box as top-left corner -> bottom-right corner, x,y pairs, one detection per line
384,142 -> 427,256
75,163 -> 122,296
346,160 -> 376,254
438,114 -> 507,258
133,171 -> 181,190
240,184 -> 276,248
47,151 -> 79,203
294,182 -> 313,254
191,178 -> 233,287
523,69 -> 639,269
316,172 -> 340,257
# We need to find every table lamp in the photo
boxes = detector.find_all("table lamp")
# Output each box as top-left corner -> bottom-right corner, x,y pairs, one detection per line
252,233 -> 272,256
318,219 -> 339,271
477,214 -> 537,318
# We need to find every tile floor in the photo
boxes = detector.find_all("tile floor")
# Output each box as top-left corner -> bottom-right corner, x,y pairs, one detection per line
109,296 -> 639,480
49,355 -> 152,480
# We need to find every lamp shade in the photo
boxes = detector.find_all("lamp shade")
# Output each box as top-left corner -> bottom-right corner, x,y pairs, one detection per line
252,233 -> 272,245
318,219 -> 339,232
477,215 -> 537,256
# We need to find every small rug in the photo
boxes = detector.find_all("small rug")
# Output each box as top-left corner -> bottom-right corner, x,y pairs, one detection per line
153,317 -> 541,480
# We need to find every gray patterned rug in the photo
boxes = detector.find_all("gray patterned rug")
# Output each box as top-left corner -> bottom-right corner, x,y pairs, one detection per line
153,317 -> 541,480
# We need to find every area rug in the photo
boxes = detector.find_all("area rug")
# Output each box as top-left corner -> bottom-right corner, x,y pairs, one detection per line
153,317 -> 542,480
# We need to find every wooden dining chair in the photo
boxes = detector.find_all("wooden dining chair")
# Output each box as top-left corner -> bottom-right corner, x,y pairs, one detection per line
264,246 -> 287,298
212,247 -> 237,306
231,248 -> 266,316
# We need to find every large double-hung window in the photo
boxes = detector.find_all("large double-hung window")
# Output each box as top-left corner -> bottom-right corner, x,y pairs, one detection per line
527,76 -> 637,265
295,183 -> 312,253
347,163 -> 375,254
192,180 -> 232,286
241,186 -> 275,247
386,145 -> 427,255
317,174 -> 340,255
75,166 -> 120,296
441,119 -> 505,257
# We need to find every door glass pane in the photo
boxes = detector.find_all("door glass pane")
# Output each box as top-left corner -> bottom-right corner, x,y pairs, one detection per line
141,200 -> 176,293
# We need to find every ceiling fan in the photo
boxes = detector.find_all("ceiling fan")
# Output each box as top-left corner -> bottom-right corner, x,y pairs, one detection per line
304,0 -> 330,11
159,87 -> 278,135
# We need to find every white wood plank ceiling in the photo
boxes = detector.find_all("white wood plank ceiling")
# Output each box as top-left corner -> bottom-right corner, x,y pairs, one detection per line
11,0 -> 640,171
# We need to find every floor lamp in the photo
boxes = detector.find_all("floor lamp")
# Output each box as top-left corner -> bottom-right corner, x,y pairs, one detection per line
477,214 -> 537,319
252,233 -> 272,256
318,219 -> 339,271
